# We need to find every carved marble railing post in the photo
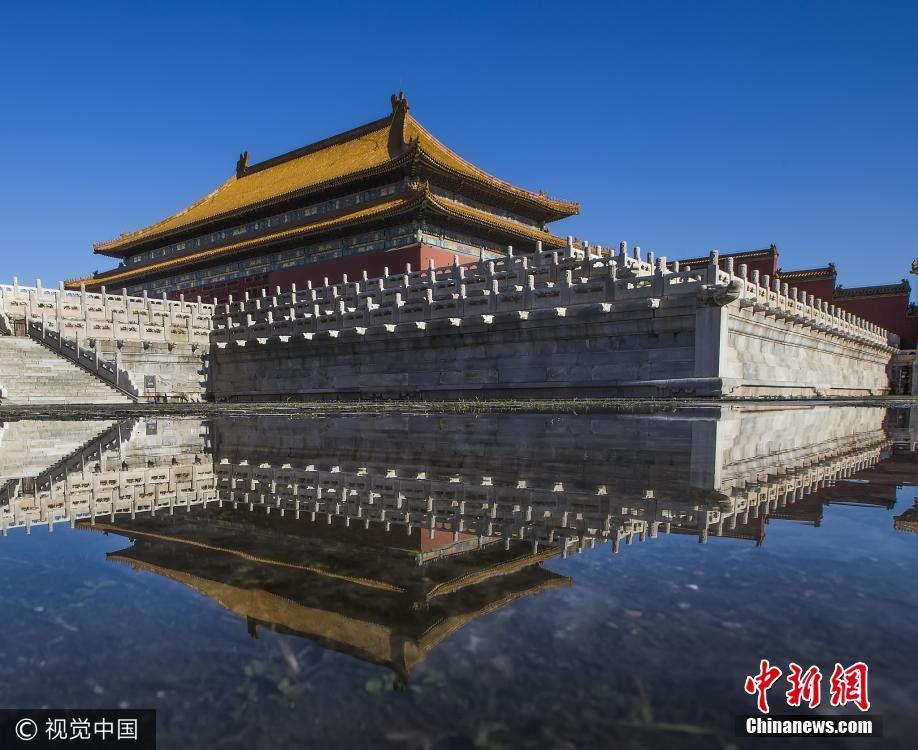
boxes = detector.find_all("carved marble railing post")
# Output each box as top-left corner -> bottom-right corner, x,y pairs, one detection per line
707,251 -> 719,285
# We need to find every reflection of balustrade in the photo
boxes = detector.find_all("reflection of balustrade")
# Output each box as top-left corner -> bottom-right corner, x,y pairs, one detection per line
1,461 -> 217,534
211,428 -> 890,556
0,408 -> 899,551
0,419 -> 215,534
210,247 -> 891,350
4,427 -> 886,544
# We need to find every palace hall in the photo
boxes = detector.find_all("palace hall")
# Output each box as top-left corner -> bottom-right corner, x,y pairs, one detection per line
66,93 -> 914,350
70,93 -> 578,300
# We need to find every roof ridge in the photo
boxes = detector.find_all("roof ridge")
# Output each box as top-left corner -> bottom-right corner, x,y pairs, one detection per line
94,176 -> 236,250
94,108 -> 404,253
94,151 -> 416,255
777,264 -> 837,279
408,114 -> 579,212
243,114 -> 395,177
835,280 -> 909,295
678,246 -> 777,263
92,94 -> 578,256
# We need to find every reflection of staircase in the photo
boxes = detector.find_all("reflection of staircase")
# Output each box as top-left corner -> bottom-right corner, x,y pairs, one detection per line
0,337 -> 132,404
1,418 -> 216,532
0,419 -> 117,481
0,420 -> 129,507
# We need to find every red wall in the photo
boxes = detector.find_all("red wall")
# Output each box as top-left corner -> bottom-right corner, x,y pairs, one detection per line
739,256 -> 779,280
834,293 -> 918,349
704,254 -> 777,279
787,278 -> 836,302
172,243 -> 480,302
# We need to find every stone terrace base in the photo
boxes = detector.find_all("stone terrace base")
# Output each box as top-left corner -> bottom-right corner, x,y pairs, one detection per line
209,247 -> 894,401
213,297 -> 694,400
715,304 -> 892,397
212,297 -> 892,401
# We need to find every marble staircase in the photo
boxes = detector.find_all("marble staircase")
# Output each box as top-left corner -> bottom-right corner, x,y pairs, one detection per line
0,336 -> 133,405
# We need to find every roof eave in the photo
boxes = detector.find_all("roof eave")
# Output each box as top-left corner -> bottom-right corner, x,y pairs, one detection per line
415,148 -> 578,221
80,195 -> 424,289
678,247 -> 778,265
425,194 -> 568,249
93,151 -> 416,257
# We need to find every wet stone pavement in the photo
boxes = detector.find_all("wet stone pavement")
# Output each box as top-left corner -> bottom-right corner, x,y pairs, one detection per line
0,404 -> 916,749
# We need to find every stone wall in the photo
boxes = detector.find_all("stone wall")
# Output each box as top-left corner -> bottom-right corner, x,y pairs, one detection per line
212,295 -> 702,399
95,341 -> 210,402
716,305 -> 893,396
1,280 -> 213,401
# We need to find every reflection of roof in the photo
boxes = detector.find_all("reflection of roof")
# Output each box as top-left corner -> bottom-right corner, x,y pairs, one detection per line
669,523 -> 766,544
90,519 -> 406,592
834,280 -> 910,299
777,265 -> 836,282
79,187 -> 568,288
723,515 -> 767,545
94,95 -> 578,256
86,508 -> 560,600
113,552 -> 568,676
894,504 -> 918,534
101,514 -> 570,678
426,545 -> 560,598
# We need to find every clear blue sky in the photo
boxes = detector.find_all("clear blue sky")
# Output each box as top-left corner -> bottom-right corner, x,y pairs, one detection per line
1,0 -> 915,289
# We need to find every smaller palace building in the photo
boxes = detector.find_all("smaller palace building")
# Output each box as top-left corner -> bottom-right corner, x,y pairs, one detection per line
70,94 -> 577,301
678,246 -> 918,349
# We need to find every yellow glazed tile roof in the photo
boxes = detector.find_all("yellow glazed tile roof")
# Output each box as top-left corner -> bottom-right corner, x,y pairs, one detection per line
834,281 -> 910,299
95,118 -> 400,254
94,96 -> 578,255
404,116 -> 578,218
776,265 -> 837,281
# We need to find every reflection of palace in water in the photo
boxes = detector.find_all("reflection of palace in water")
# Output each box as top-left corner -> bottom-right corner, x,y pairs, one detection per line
1,406 -> 915,677
98,509 -> 569,680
